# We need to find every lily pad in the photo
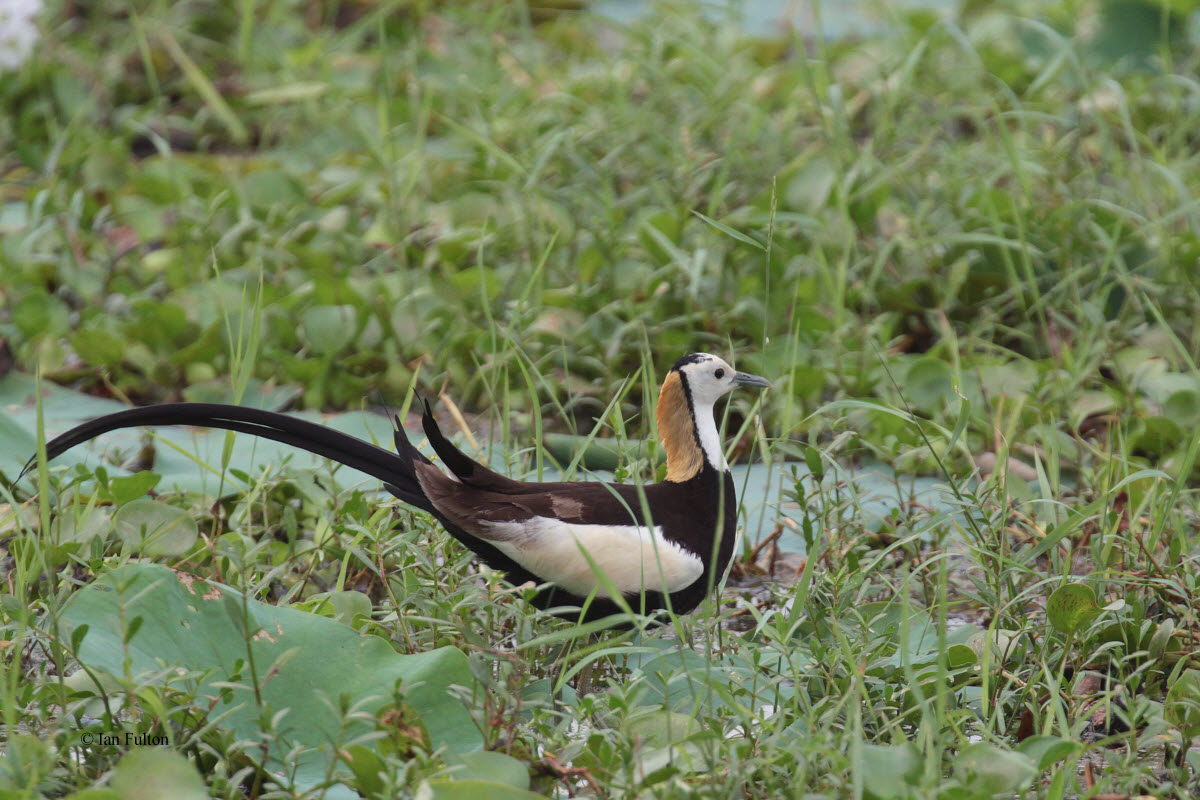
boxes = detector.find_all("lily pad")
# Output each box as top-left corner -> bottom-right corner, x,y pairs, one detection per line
53,507 -> 113,547
1015,735 -> 1081,771
61,564 -> 480,797
112,499 -> 198,557
902,357 -> 954,413
419,779 -> 545,800
444,751 -> 531,789
110,749 -> 207,800
624,710 -> 701,748
953,743 -> 1035,796
859,743 -> 922,800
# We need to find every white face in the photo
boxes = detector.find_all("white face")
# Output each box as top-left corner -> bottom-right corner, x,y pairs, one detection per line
675,353 -> 739,407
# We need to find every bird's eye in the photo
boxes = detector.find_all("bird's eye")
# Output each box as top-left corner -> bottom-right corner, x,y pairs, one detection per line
714,368 -> 725,380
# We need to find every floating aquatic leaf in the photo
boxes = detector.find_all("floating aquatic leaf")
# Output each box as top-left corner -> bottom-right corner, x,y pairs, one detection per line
110,749 -> 207,800
903,357 -> 954,413
954,743 -> 1036,795
418,779 -> 545,800
1015,735 -> 1081,771
112,499 -> 198,557
859,743 -> 922,800
443,751 -> 531,789
62,564 -> 480,797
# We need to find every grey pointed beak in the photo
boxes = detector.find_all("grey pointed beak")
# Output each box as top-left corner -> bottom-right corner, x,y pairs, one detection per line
733,371 -> 773,389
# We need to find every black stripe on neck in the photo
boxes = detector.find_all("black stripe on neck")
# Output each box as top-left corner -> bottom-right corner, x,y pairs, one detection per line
675,371 -> 705,457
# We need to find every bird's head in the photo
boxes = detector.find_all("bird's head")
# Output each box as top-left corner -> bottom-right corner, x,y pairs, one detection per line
669,353 -> 773,405
658,353 -> 772,481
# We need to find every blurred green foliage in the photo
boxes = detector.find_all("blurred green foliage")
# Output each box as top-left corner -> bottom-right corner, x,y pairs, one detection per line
1,0 -> 1197,437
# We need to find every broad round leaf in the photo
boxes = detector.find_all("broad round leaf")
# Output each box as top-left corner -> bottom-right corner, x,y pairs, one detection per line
966,628 -> 1024,668
54,508 -> 112,546
106,471 -> 162,506
954,743 -> 1036,795
297,590 -> 375,628
946,644 -> 978,669
1164,389 -> 1200,428
624,710 -> 701,749
903,357 -> 954,413
61,564 -> 480,797
448,751 -> 530,790
298,304 -> 358,355
1016,735 -> 1081,770
342,746 -> 385,798
327,590 -> 373,627
70,326 -> 125,368
419,779 -> 545,800
1046,583 -> 1101,634
111,749 -> 207,800
112,499 -> 198,556
860,743 -> 922,800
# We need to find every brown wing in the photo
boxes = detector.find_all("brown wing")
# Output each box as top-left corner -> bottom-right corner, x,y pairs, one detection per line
413,461 -> 652,536
411,462 -> 704,598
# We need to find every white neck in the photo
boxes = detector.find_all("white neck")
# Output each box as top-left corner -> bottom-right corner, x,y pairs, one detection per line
692,401 -> 728,473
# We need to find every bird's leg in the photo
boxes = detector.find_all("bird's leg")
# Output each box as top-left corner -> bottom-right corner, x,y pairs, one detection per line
575,658 -> 596,698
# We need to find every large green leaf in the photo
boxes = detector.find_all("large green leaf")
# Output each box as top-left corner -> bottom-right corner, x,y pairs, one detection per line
953,743 -> 1036,796
444,751 -> 531,789
1015,735 -> 1081,771
61,564 -> 480,797
111,499 -> 198,556
1046,583 -> 1101,635
299,304 -> 359,355
420,779 -> 546,800
859,743 -> 922,800
110,749 -> 207,800
902,357 -> 954,413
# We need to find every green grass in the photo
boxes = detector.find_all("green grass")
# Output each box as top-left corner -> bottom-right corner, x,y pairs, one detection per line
3,0 -> 1200,797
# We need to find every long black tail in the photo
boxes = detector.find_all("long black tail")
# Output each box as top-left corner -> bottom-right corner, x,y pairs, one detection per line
21,403 -> 435,514
23,401 -> 622,617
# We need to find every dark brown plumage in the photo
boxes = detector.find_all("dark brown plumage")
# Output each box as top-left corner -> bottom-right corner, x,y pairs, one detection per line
23,353 -> 771,622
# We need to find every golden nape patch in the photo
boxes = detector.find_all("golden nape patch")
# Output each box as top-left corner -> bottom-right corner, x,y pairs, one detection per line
657,372 -> 704,482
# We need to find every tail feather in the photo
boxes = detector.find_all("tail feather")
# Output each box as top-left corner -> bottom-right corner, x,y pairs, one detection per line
419,398 -> 521,492
387,413 -> 438,512
23,403 -> 434,513
23,400 -> 551,595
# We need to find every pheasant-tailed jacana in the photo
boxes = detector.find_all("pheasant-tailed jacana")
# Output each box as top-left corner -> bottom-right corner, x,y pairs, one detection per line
24,353 -> 771,621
